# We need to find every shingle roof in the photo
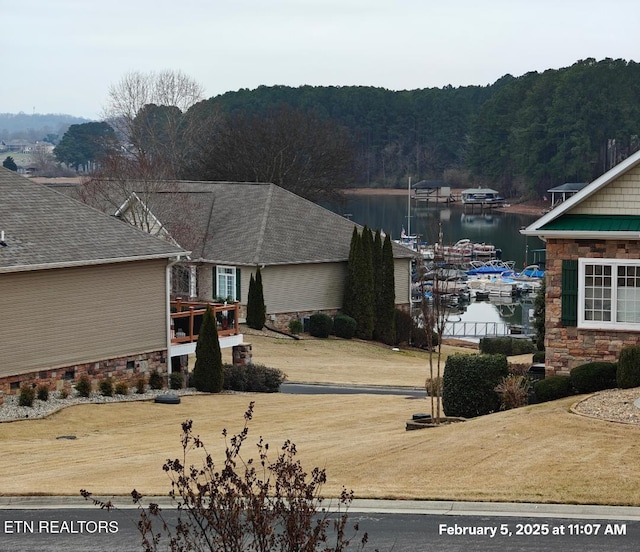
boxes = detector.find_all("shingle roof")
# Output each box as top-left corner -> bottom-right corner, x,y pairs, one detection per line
123,181 -> 415,266
0,168 -> 187,273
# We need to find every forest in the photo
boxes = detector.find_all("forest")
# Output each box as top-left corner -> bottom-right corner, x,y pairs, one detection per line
196,58 -> 640,198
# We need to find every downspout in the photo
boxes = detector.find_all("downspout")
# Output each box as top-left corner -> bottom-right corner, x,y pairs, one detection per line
166,255 -> 186,376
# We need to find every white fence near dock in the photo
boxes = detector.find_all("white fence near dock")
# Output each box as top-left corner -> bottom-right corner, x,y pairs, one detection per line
443,320 -> 523,338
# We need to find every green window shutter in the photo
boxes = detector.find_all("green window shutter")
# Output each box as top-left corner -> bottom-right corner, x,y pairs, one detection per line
212,265 -> 217,298
235,268 -> 241,301
561,259 -> 578,326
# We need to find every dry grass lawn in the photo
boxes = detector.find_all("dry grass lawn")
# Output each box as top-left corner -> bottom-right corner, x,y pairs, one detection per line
1,335 -> 638,506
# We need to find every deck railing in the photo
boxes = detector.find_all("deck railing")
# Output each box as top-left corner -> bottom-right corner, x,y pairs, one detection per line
170,299 -> 240,344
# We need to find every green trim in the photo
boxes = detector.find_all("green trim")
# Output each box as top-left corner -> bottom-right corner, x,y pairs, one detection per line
541,214 -> 640,232
561,259 -> 578,327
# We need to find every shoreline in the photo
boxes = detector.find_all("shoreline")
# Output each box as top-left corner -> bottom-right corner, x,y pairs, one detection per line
342,187 -> 549,216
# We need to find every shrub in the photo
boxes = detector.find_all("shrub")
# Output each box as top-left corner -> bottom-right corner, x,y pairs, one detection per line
18,385 -> 35,407
99,378 -> 114,397
193,306 -> 224,393
394,308 -> 435,349
617,345 -> 640,389
36,385 -> 49,402
309,313 -> 333,338
81,402 -> 368,551
333,314 -> 357,339
479,337 -> 536,356
135,377 -> 146,394
533,375 -> 573,402
115,382 -> 129,395
223,363 -> 286,393
288,319 -> 303,335
425,377 -> 442,397
442,354 -> 509,418
169,372 -> 184,390
570,362 -> 617,394
75,375 -> 92,398
495,374 -> 531,410
532,351 -> 546,363
149,370 -> 164,390
59,388 -> 69,399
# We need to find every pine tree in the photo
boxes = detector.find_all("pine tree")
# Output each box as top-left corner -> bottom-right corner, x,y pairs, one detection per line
379,233 -> 396,345
246,267 -> 267,330
193,306 -> 224,392
372,229 -> 384,341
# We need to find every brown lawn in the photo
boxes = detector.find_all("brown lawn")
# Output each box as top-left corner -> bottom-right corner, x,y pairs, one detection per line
1,335 -> 638,506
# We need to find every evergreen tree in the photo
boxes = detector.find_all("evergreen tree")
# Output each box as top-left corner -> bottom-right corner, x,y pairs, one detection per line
355,226 -> 375,340
246,266 -> 266,330
342,226 -> 360,318
2,156 -> 17,172
379,234 -> 396,345
372,229 -> 384,340
193,306 -> 224,392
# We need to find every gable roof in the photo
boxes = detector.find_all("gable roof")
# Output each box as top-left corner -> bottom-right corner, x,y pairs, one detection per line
0,168 -> 187,273
522,149 -> 640,239
119,181 -> 415,266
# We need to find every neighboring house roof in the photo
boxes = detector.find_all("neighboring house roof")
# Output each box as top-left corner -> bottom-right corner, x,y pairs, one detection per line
547,182 -> 589,193
118,181 -> 415,266
522,149 -> 640,239
0,167 -> 188,273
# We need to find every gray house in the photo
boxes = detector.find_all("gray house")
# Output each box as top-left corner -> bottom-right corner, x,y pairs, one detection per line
114,181 -> 415,330
0,168 -> 188,393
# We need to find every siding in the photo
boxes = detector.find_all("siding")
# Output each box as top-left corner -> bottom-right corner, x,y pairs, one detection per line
0,260 -> 168,377
572,165 -> 640,215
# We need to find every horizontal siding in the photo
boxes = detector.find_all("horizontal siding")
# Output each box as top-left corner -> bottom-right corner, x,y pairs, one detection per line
394,258 -> 411,304
0,260 -> 168,377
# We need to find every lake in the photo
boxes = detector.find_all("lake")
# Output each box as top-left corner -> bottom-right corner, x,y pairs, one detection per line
325,193 -> 545,337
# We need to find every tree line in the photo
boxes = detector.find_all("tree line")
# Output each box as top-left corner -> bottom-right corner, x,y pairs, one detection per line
54,58 -> 640,201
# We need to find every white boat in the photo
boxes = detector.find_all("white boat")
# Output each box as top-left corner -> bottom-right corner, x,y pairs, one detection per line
468,274 -> 518,297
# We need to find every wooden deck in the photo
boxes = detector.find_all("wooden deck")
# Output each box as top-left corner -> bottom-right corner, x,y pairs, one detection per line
170,299 -> 240,345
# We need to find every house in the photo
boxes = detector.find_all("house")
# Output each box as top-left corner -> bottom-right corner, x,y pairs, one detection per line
114,181 -> 415,330
0,167 -> 191,394
521,149 -> 640,376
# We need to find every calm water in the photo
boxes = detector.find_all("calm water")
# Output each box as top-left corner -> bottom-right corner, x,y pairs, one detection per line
325,194 -> 545,335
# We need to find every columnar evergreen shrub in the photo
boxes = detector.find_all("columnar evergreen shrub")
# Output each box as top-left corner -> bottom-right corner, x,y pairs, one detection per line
570,362 -> 617,393
246,266 -> 266,330
533,375 -> 573,402
342,227 -> 360,318
75,375 -> 92,397
354,226 -> 375,339
309,313 -> 333,338
378,233 -> 396,345
193,306 -> 224,393
19,385 -> 35,407
442,354 -> 509,418
617,345 -> 640,389
333,314 -> 357,339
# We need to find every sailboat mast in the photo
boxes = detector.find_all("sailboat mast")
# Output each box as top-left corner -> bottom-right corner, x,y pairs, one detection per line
407,176 -> 412,238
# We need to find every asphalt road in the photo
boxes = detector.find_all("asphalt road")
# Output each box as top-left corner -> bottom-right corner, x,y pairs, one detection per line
280,382 -> 427,397
1,505 -> 639,552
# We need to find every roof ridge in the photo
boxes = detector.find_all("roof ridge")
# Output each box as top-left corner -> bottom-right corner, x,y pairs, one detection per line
252,184 -> 275,265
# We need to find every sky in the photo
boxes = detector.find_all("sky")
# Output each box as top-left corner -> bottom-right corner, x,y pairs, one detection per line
2,0 -> 639,119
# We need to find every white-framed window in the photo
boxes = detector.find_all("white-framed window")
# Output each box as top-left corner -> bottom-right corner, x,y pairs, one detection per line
216,265 -> 237,301
578,258 -> 640,329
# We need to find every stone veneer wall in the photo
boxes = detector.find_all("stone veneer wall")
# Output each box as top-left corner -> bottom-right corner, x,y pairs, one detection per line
1,350 -> 168,395
545,239 -> 640,376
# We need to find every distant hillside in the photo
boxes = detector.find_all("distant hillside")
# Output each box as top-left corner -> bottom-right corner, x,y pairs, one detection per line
0,113 -> 92,143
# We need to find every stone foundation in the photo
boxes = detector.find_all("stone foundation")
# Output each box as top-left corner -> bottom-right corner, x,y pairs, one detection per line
0,350 -> 168,395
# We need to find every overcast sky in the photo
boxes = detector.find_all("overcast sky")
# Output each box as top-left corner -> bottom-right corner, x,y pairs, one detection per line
2,0 -> 638,119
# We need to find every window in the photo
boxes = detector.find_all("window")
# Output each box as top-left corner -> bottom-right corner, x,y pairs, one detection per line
578,259 -> 640,329
216,266 -> 237,301
171,265 -> 190,296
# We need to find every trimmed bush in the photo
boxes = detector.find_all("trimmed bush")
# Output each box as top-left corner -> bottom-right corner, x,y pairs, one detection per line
115,382 -> 129,395
169,372 -> 184,390
19,385 -> 35,407
617,345 -> 640,389
288,319 -> 303,335
99,378 -> 114,397
442,354 -> 509,418
333,314 -> 357,339
149,370 -> 164,390
222,363 -> 286,393
533,375 -> 573,402
36,385 -> 49,402
570,362 -> 617,394
75,375 -> 92,398
309,313 -> 333,338
479,337 -> 536,356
